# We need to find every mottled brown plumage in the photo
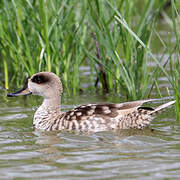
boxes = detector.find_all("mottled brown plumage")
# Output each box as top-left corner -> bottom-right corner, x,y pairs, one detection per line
7,72 -> 175,132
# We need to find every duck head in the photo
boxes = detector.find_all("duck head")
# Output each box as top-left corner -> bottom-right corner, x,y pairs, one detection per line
7,72 -> 63,99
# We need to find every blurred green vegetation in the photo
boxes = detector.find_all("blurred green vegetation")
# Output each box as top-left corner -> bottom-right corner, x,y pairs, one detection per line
0,0 -> 179,118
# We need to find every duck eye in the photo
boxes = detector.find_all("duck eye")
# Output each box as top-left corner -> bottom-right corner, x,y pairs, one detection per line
31,75 -> 49,84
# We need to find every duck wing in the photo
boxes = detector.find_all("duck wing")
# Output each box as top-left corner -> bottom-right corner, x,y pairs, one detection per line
64,99 -> 158,121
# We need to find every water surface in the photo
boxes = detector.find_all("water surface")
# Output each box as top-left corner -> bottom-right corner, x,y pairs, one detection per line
0,92 -> 179,180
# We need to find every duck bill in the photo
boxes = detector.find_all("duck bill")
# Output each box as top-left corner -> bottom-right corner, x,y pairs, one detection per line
7,86 -> 32,97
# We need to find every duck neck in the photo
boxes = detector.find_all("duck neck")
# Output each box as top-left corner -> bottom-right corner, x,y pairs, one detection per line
42,97 -> 61,111
33,97 -> 62,130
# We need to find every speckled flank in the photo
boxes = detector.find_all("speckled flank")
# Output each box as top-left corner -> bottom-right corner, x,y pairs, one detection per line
7,72 -> 175,132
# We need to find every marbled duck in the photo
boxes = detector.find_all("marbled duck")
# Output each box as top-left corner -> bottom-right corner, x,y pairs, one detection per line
7,72 -> 175,132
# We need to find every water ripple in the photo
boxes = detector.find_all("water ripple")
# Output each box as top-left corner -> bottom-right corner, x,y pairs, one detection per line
0,94 -> 179,179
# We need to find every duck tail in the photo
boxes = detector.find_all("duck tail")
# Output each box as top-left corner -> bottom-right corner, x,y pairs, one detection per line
149,100 -> 176,115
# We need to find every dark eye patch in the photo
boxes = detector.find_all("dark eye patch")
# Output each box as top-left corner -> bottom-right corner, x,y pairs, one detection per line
31,74 -> 49,84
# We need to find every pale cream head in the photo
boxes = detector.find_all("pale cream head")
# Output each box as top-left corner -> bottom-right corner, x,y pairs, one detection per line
28,72 -> 63,99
